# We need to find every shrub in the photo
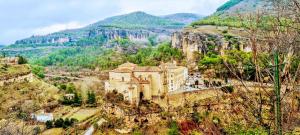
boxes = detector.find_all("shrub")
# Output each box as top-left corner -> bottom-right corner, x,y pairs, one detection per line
87,91 -> 97,105
45,120 -> 53,129
30,65 -> 45,78
192,112 -> 202,124
54,118 -> 64,128
17,55 -> 28,64
168,120 -> 180,135
221,86 -> 234,93
179,120 -> 198,135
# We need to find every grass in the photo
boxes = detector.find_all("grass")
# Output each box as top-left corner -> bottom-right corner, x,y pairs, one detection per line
68,108 -> 99,122
0,64 -> 31,79
42,128 -> 64,135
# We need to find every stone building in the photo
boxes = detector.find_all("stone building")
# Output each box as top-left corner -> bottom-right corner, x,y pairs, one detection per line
105,62 -> 188,105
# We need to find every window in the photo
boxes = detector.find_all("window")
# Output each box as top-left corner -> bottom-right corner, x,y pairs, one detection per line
122,77 -> 124,82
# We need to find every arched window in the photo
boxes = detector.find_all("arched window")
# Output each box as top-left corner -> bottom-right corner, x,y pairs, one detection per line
122,77 -> 124,82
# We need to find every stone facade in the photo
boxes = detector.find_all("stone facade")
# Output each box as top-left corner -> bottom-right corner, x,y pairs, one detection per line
105,62 -> 188,105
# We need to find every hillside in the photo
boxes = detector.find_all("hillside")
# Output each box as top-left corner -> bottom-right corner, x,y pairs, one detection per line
191,0 -> 273,27
216,0 -> 270,16
0,64 -> 59,118
13,12 -> 198,47
163,13 -> 203,24
90,11 -> 184,29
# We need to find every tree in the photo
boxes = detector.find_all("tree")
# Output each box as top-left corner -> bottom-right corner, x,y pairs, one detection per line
87,91 -> 96,105
66,83 -> 76,93
45,120 -> 53,129
17,55 -> 27,64
54,118 -> 64,128
73,92 -> 82,106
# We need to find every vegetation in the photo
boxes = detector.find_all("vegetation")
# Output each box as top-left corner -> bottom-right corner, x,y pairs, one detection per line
46,118 -> 78,129
216,0 -> 243,12
60,84 -> 83,106
17,55 -> 28,64
33,42 -> 183,69
87,91 -> 96,105
30,65 -> 45,78
168,120 -> 180,135
127,42 -> 183,66
33,46 -> 105,69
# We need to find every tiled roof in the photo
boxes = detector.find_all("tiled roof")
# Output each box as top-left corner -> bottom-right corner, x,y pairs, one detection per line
118,62 -> 137,68
133,66 -> 162,72
112,68 -> 133,73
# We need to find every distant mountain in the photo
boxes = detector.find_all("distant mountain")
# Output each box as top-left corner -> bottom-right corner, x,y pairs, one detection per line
215,0 -> 271,16
190,0 -> 273,27
90,11 -> 184,29
163,13 -> 203,24
14,11 -> 198,46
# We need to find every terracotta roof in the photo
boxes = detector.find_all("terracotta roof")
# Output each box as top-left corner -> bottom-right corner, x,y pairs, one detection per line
112,68 -> 133,73
133,66 -> 162,72
118,62 -> 137,68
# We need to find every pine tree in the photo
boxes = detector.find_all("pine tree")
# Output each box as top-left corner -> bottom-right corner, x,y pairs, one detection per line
73,92 -> 82,106
87,91 -> 96,105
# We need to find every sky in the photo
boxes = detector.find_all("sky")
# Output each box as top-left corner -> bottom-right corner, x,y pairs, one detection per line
0,0 -> 228,45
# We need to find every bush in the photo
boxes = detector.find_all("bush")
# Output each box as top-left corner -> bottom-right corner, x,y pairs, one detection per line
46,118 -> 78,129
45,120 -> 53,129
54,118 -> 64,128
17,55 -> 28,64
179,120 -> 198,135
30,65 -> 45,78
192,112 -> 202,124
87,91 -> 96,105
168,120 -> 180,135
221,86 -> 234,93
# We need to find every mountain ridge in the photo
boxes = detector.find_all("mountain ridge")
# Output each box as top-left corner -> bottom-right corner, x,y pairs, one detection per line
14,11 -> 202,46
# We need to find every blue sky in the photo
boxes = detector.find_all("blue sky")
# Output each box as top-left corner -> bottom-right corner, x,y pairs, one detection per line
0,0 -> 228,44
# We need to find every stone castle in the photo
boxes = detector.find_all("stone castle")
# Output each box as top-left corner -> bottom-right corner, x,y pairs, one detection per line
105,62 -> 188,105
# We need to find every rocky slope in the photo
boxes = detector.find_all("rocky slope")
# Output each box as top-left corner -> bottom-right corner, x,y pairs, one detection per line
14,12 -> 201,46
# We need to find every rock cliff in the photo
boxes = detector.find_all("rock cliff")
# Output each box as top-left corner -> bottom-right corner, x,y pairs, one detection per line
172,26 -> 250,68
14,11 -> 199,46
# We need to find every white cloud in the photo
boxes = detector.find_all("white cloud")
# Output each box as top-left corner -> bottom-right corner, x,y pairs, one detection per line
32,22 -> 87,35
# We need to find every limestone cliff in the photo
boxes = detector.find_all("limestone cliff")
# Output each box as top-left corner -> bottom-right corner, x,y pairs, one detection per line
172,26 -> 250,69
14,11 -> 191,45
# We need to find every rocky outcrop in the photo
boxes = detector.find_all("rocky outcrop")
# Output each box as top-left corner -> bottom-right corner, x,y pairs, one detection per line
172,26 -> 250,69
16,27 -> 172,45
172,29 -> 224,64
88,28 -> 152,42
